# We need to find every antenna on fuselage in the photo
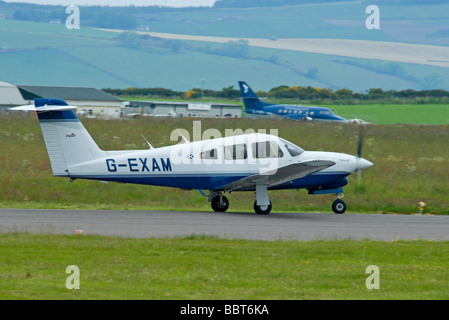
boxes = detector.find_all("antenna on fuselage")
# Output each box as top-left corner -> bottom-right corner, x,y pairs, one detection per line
177,129 -> 190,143
142,135 -> 154,150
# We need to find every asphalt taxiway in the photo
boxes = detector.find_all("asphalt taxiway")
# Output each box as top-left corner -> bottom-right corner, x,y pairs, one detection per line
1,208 -> 448,241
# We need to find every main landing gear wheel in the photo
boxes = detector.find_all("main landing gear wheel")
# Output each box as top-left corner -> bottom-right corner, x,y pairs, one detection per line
332,199 -> 347,214
254,200 -> 272,215
211,195 -> 229,212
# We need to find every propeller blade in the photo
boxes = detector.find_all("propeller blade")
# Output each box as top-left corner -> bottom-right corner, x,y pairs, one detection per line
356,124 -> 365,191
356,125 -> 364,158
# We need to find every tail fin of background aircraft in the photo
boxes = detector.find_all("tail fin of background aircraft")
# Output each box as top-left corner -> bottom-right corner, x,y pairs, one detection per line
33,98 -> 105,177
238,81 -> 272,111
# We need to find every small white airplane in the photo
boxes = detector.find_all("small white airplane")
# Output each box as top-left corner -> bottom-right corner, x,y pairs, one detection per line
11,98 -> 373,214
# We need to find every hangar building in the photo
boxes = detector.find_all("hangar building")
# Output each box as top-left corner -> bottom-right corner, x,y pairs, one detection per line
121,100 -> 242,118
1,81 -> 243,119
0,81 -> 28,113
17,85 -> 122,119
0,81 -> 122,118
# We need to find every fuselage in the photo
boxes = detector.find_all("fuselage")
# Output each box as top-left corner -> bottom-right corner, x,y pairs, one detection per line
246,105 -> 346,122
67,133 -> 371,191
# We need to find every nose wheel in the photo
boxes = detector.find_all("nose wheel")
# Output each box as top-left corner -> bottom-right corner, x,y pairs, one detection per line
332,199 -> 346,214
254,200 -> 272,215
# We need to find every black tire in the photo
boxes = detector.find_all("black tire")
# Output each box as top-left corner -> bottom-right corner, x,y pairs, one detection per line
332,199 -> 346,214
253,200 -> 272,215
211,195 -> 229,212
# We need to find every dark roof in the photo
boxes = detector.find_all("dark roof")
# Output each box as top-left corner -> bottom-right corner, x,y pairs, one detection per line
17,85 -> 121,102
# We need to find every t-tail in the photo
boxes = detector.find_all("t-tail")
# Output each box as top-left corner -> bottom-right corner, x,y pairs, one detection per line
238,81 -> 272,112
14,98 -> 105,177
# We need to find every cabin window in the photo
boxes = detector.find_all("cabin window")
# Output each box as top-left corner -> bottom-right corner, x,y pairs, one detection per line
252,141 -> 283,159
224,144 -> 247,160
201,149 -> 217,160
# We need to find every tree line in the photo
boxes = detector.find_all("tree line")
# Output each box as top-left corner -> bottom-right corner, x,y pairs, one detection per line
214,0 -> 345,8
103,85 -> 449,104
213,0 -> 446,8
1,1 -> 207,30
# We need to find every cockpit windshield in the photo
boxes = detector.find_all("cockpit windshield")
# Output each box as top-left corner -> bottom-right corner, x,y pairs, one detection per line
280,138 -> 304,157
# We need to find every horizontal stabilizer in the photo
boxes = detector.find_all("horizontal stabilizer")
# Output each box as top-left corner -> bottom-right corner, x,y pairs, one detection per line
10,98 -> 77,112
10,105 -> 77,112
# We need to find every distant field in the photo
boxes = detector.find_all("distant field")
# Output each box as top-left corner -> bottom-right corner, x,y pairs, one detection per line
103,29 -> 449,68
2,18 -> 449,91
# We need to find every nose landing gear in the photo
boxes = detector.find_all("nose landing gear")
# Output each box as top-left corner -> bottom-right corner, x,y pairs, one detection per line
254,200 -> 272,215
332,194 -> 346,214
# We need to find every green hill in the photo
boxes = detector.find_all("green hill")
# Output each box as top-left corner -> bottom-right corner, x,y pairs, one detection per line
1,1 -> 449,91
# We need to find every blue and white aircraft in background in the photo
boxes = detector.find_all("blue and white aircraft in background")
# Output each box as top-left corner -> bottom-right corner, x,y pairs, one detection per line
238,81 -> 366,123
12,98 -> 372,214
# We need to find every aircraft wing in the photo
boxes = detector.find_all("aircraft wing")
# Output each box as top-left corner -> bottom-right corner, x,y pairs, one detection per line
219,159 -> 335,192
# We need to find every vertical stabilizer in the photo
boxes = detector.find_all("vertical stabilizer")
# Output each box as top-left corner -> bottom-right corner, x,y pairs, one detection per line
34,98 -> 105,177
238,81 -> 272,111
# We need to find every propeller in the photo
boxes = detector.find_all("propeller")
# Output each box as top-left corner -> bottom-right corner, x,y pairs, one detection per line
356,124 -> 365,191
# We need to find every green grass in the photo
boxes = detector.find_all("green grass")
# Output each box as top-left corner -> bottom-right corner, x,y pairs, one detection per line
1,233 -> 448,300
329,104 -> 449,125
1,112 -> 448,214
120,97 -> 449,125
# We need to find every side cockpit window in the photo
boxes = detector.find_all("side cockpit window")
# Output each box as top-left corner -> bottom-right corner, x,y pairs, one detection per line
280,138 -> 304,157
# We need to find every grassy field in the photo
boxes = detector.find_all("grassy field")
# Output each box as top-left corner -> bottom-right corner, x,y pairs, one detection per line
1,111 -> 448,214
1,233 -> 448,300
119,97 -> 449,125
330,104 -> 449,125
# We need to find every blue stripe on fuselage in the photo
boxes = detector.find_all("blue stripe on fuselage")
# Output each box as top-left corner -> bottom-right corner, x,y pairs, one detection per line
73,173 -> 251,190
70,171 -> 350,191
